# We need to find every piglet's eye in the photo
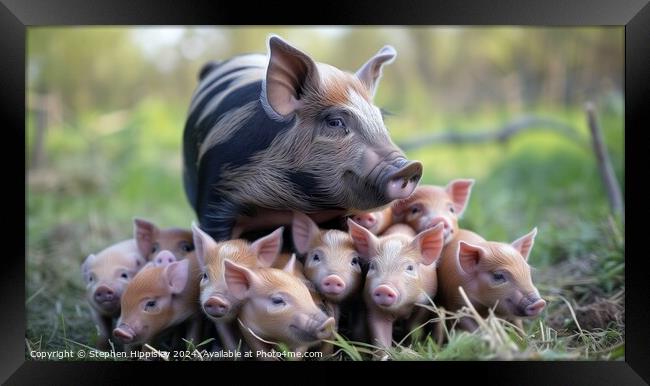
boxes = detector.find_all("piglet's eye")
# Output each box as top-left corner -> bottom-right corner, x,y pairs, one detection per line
312,253 -> 320,262
406,265 -> 414,271
271,296 -> 286,305
411,206 -> 420,214
449,205 -> 456,214
180,242 -> 194,253
351,257 -> 359,266
492,272 -> 507,283
120,273 -> 128,279
202,272 -> 208,280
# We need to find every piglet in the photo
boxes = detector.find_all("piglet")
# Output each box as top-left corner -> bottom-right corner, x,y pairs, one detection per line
193,224 -> 283,352
224,256 -> 336,359
293,213 -> 363,319
349,220 -> 444,348
391,179 -> 474,243
350,206 -> 394,235
133,218 -> 194,261
436,228 -> 546,331
112,250 -> 202,349
81,239 -> 146,350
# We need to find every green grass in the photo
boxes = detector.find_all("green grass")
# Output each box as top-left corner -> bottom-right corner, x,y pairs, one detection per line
26,99 -> 624,360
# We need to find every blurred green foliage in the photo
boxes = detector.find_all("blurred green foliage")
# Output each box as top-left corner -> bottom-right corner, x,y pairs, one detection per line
26,27 -> 624,359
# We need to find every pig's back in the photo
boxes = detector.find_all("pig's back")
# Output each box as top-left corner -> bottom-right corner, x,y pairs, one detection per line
182,54 -> 291,213
436,229 -> 485,310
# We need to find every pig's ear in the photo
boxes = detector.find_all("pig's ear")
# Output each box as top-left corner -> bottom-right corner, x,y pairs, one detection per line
511,227 -> 538,261
348,218 -> 378,259
251,227 -> 284,267
446,179 -> 475,217
224,260 -> 259,300
262,35 -> 319,120
356,45 -> 397,98
134,218 -> 159,259
292,212 -> 320,255
164,259 -> 190,294
81,254 -> 95,275
283,253 -> 298,274
412,223 -> 444,266
457,241 -> 486,276
191,222 -> 216,269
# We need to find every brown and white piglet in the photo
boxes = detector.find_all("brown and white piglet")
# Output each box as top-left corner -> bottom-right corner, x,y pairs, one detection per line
350,206 -> 394,235
81,239 -> 146,350
392,179 -> 474,243
436,228 -> 546,331
349,220 -> 445,348
193,224 -> 283,351
112,250 -> 202,348
224,256 -> 336,358
293,213 -> 363,314
133,218 -> 194,261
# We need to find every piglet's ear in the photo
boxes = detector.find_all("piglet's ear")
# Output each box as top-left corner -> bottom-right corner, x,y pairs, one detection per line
283,254 -> 298,274
446,179 -> 474,217
251,227 -> 284,267
292,212 -> 320,255
511,227 -> 538,261
192,222 -> 216,270
224,260 -> 259,301
134,218 -> 158,259
412,223 -> 444,266
263,35 -> 319,120
457,241 -> 486,276
356,45 -> 397,98
164,259 -> 190,295
347,218 -> 378,259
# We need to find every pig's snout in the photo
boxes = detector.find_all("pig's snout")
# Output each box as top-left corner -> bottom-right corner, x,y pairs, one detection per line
113,323 -> 135,343
315,317 -> 336,340
154,250 -> 177,266
94,285 -> 116,304
321,275 -> 346,295
353,213 -> 377,229
525,298 -> 546,317
426,216 -> 452,237
386,160 -> 422,201
373,284 -> 399,307
203,296 -> 231,318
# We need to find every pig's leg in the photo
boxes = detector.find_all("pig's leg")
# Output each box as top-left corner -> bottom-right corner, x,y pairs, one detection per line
198,197 -> 240,241
90,310 -> 113,351
185,315 -> 203,346
513,318 -> 524,331
367,308 -> 395,348
215,321 -> 239,352
406,306 -> 431,343
458,316 -> 479,332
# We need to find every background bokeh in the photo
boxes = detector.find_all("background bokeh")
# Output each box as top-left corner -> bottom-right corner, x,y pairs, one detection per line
26,27 -> 624,359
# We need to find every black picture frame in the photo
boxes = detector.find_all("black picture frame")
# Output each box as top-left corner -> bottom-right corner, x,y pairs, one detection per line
8,0 -> 649,384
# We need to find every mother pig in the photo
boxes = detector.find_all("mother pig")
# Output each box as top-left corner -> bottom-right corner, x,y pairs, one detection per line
183,35 -> 422,240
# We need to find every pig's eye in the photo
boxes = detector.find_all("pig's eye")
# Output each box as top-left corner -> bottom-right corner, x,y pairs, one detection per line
449,205 -> 456,214
327,117 -> 345,129
312,253 -> 321,262
151,243 -> 160,254
179,242 -> 194,253
351,257 -> 359,266
492,272 -> 507,284
120,273 -> 128,279
406,264 -> 415,272
87,275 -> 94,283
368,262 -> 376,271
410,206 -> 420,215
144,299 -> 158,311
202,272 -> 208,281
270,296 -> 286,306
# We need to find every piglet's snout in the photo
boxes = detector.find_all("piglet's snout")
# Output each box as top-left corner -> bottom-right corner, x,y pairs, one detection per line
353,213 -> 377,229
373,284 -> 399,307
94,285 -> 116,303
113,323 -> 135,343
321,275 -> 346,295
525,298 -> 546,316
315,317 -> 336,340
203,296 -> 231,318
